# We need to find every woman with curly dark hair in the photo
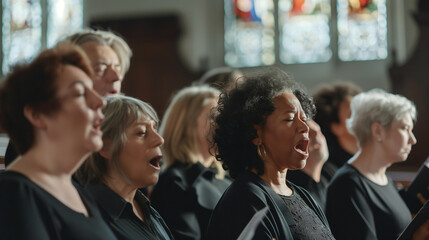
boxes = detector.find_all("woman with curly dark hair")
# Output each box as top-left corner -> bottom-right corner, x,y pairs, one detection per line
206,67 -> 334,240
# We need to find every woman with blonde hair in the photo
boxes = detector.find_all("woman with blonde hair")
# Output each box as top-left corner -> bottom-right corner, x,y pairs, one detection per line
151,85 -> 231,240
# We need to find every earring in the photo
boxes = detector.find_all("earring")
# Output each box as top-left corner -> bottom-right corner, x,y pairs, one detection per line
257,144 -> 267,160
377,138 -> 382,142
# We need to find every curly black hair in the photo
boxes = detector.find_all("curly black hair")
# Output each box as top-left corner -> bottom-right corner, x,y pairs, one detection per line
211,67 -> 315,179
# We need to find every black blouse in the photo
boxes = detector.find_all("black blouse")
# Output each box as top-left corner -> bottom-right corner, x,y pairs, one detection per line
86,183 -> 174,240
0,171 -> 117,240
326,164 -> 412,240
279,193 -> 334,239
151,162 -> 231,240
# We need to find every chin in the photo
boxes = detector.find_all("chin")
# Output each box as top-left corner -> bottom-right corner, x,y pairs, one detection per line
89,139 -> 104,152
143,176 -> 159,187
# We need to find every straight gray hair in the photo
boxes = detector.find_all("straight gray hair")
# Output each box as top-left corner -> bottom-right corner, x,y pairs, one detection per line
76,95 -> 158,186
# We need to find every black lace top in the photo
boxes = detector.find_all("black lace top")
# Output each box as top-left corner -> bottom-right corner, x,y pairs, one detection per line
280,192 -> 335,240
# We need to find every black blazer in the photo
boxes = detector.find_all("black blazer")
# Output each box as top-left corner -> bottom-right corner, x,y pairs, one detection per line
150,162 -> 231,240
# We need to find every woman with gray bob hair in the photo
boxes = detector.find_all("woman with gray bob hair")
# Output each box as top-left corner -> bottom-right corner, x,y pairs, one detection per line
326,89 -> 418,240
346,88 -> 417,147
76,95 -> 174,240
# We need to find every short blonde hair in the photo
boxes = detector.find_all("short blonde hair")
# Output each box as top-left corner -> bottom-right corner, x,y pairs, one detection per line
347,89 -> 417,146
160,85 -> 225,177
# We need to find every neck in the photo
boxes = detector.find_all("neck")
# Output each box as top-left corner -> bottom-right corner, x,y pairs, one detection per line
200,155 -> 215,168
256,165 -> 292,196
104,171 -> 137,203
349,146 -> 389,185
199,144 -> 215,168
104,172 -> 146,221
8,141 -> 89,178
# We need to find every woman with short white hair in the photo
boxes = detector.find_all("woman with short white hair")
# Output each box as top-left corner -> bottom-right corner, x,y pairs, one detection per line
326,89 -> 417,240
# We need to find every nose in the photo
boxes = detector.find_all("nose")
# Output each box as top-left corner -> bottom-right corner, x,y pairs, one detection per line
88,88 -> 106,110
104,64 -> 121,83
153,130 -> 164,147
409,131 -> 417,145
298,118 -> 309,134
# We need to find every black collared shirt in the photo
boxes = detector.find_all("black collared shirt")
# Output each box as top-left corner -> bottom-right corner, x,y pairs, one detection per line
86,183 -> 174,240
150,162 -> 231,240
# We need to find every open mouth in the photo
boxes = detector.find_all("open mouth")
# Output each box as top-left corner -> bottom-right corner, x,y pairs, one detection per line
92,119 -> 103,134
149,156 -> 162,168
294,138 -> 309,155
108,90 -> 119,95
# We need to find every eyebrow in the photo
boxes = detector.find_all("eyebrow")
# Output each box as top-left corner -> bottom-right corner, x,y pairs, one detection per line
68,80 -> 85,89
68,79 -> 93,89
133,119 -> 157,126
280,109 -> 297,115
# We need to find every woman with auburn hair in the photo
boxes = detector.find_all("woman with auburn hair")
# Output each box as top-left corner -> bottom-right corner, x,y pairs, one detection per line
0,44 -> 115,239
150,85 -> 231,240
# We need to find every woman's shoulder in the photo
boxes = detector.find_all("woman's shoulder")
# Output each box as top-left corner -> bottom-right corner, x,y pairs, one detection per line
330,164 -> 363,184
158,162 -> 196,181
0,171 -> 39,197
0,171 -> 58,225
220,171 -> 271,203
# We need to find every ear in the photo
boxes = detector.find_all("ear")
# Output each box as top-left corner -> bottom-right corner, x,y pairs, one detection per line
252,124 -> 263,146
98,139 -> 111,159
371,122 -> 384,142
23,106 -> 47,130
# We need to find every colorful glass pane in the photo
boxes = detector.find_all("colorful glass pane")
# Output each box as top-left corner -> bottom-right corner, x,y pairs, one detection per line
337,0 -> 387,61
2,0 -> 42,74
224,0 -> 275,67
47,0 -> 83,47
279,0 -> 332,64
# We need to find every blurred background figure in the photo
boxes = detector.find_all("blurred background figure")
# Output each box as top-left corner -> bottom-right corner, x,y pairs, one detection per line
76,95 -> 174,240
195,66 -> 243,92
287,119 -> 329,210
313,82 -> 362,180
326,89 -> 416,240
0,44 -> 115,239
4,29 -> 132,167
66,29 -> 132,96
206,68 -> 333,240
151,85 -> 231,240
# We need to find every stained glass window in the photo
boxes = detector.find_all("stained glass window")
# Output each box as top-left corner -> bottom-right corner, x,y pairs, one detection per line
279,0 -> 332,64
47,0 -> 83,47
337,0 -> 387,61
224,0 -> 275,67
2,0 -> 42,74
